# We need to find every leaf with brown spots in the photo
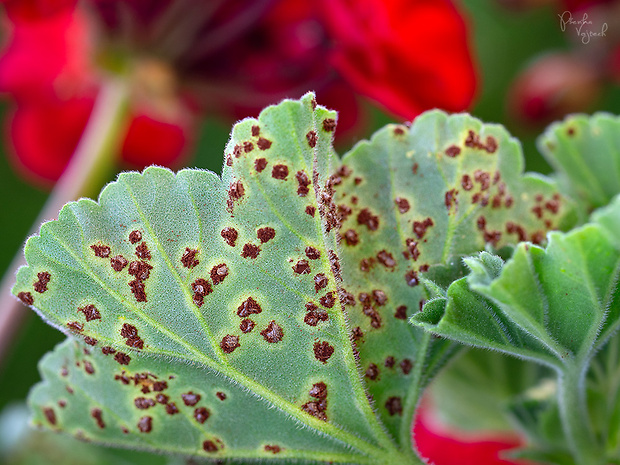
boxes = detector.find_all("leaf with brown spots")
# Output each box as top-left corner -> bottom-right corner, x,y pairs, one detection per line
332,110 -> 576,446
19,94 -> 415,464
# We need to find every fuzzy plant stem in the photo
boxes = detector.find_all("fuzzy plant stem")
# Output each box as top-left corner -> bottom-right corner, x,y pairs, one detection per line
0,78 -> 129,366
558,360 -> 605,465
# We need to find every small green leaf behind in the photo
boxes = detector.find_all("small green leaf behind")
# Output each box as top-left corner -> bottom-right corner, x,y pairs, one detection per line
539,113 -> 620,212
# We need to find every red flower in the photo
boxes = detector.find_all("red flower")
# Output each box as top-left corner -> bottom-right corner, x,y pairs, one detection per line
0,0 -> 478,186
414,404 -> 533,465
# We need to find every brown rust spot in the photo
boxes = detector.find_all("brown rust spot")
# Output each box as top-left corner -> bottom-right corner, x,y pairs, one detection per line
314,273 -> 328,292
265,445 -> 282,454
237,297 -> 262,317
221,227 -> 238,247
385,397 -> 403,416
445,189 -> 458,211
121,323 -> 144,349
194,407 -> 210,424
240,318 -> 255,333
18,291 -> 33,305
461,175 -> 473,191
377,250 -> 396,268
43,408 -> 56,425
244,141 -> 254,152
344,229 -> 359,246
129,260 -> 152,281
90,244 -> 110,258
83,360 -> 95,374
111,255 -> 128,271
323,118 -> 336,132
395,306 -> 407,320
67,321 -> 84,332
251,125 -> 260,136
306,130 -> 318,148
319,292 -> 336,308
155,394 -> 169,404
114,352 -> 131,365
33,271 -> 51,293
210,264 -> 229,285
129,230 -> 142,244
385,356 -> 395,368
182,392 -> 201,406
203,440 -> 218,452
412,163 -> 419,175
101,346 -> 116,355
305,247 -> 320,260
395,197 -> 410,213
241,243 -> 260,259
272,164 -> 289,180
302,400 -> 327,421
135,397 -> 156,409
309,382 -> 327,399
405,270 -> 419,287
372,290 -> 387,306
261,320 -> 284,343
305,205 -> 316,217
445,145 -> 461,157
394,126 -> 405,135
483,230 -> 502,246
255,157 -> 267,172
257,137 -> 272,150
357,208 -> 379,231
216,392 -> 227,401
413,218 -> 434,239
313,341 -> 334,363
296,170 -> 311,196
137,416 -> 152,433
405,239 -> 420,261
166,402 -> 179,415
506,222 -> 527,241
129,280 -> 147,302
192,278 -> 212,307
181,248 -> 199,268
366,363 -> 380,380
135,242 -> 151,260
474,170 -> 491,191
84,336 -> 97,346
293,260 -> 311,275
78,304 -> 101,322
400,359 -> 413,375
220,335 -> 240,354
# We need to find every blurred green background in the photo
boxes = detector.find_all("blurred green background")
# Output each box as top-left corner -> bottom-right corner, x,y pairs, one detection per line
2,0 -> 620,461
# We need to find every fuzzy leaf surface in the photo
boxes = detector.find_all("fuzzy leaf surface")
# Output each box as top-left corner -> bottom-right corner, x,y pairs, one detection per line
15,95 -> 573,463
539,113 -> 620,212
332,110 -> 575,440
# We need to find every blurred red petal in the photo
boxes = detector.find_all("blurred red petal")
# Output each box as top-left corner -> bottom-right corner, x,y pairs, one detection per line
320,0 -> 478,120
1,0 -> 76,21
414,405 -> 530,465
120,112 -> 193,170
5,96 -> 94,185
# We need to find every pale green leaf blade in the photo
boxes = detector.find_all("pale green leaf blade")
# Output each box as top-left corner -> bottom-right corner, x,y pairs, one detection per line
15,94 -> 409,464
333,111 -> 575,440
538,112 -> 620,211
29,338 -> 362,463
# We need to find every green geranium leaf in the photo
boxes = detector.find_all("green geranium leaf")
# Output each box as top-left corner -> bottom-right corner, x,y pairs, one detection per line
539,113 -> 620,212
14,94 -> 572,463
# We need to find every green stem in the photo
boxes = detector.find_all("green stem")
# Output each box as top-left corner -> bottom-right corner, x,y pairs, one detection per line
0,78 -> 129,366
558,360 -> 605,465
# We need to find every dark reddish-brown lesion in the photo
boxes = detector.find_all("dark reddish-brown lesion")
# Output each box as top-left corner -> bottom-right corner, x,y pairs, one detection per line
261,320 -> 283,343
33,271 -> 51,293
181,248 -> 199,268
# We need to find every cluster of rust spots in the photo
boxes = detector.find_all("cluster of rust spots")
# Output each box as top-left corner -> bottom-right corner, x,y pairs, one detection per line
18,291 -> 34,305
302,381 -> 328,421
227,179 -> 245,212
323,118 -> 337,132
293,260 -> 311,275
221,227 -> 238,247
385,396 -> 403,416
255,157 -> 268,173
261,320 -> 284,343
304,302 -> 328,326
33,271 -> 51,293
90,244 -> 111,258
192,278 -> 212,307
328,250 -> 342,282
445,145 -> 461,158
464,130 -> 498,154
296,170 -> 311,196
358,292 -> 382,328
210,264 -> 229,285
115,371 -> 166,393
78,304 -> 101,322
220,335 -> 240,354
313,341 -> 334,363
316,173 -> 343,235
395,197 -> 410,214
181,248 -> 199,268
475,215 -> 502,247
531,193 -> 561,227
272,164 -> 289,180
357,208 -> 379,231
121,323 -> 144,349
257,227 -> 276,243
265,445 -> 282,454
306,130 -> 318,148
126,232 -> 152,303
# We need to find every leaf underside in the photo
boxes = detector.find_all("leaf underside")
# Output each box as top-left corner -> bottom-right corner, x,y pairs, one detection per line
15,94 -> 572,463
